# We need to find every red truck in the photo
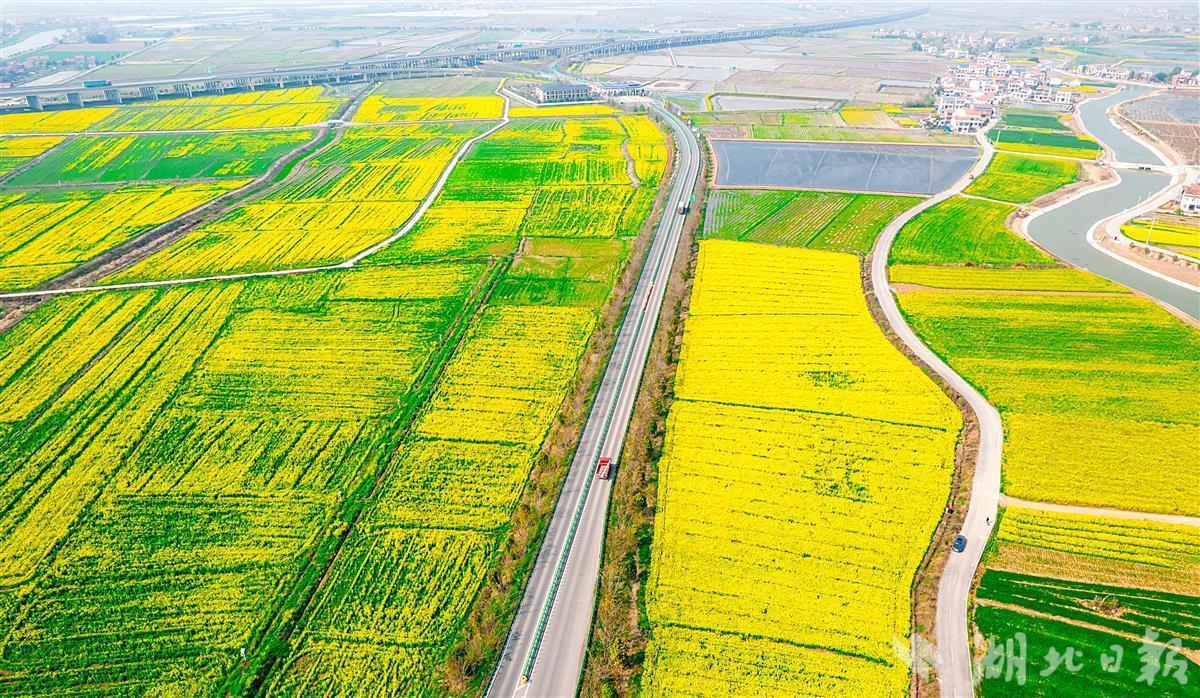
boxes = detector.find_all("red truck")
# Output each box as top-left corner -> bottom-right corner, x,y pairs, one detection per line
596,456 -> 613,480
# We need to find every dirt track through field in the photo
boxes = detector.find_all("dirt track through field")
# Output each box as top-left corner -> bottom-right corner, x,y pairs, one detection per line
1000,495 -> 1200,527
890,283 -> 1130,296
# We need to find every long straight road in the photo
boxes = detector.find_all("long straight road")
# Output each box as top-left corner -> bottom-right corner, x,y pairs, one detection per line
486,106 -> 700,698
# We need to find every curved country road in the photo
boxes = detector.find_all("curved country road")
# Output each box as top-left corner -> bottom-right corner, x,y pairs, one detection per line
875,86 -> 1200,697
868,130 -> 1002,698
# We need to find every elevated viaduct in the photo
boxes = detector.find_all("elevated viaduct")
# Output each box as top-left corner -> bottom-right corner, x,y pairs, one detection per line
3,7 -> 927,111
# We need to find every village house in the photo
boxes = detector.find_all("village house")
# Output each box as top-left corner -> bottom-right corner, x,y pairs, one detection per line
1180,183 -> 1200,215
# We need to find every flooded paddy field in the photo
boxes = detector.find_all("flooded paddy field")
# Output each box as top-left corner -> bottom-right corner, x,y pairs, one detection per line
711,140 -> 978,195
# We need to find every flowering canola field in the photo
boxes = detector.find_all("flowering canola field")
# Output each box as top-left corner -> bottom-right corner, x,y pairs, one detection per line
354,95 -> 504,122
643,241 -> 959,696
375,115 -> 665,263
0,107 -> 116,134
92,87 -> 343,131
973,506 -> 1200,696
0,180 -> 247,291
0,261 -> 491,691
890,196 -> 1055,267
888,137 -> 1199,697
901,290 -> 1199,516
107,123 -> 490,281
0,136 -> 64,175
963,152 -> 1080,204
10,131 -> 312,185
0,87 -> 670,694
270,113 -> 668,694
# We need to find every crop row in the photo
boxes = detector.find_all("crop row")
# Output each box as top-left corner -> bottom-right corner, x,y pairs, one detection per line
704,189 -> 918,254
643,241 -> 959,696
986,506 -> 1200,597
978,569 -> 1200,646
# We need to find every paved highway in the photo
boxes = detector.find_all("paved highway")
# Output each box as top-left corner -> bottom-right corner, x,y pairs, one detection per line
487,106 -> 700,698
869,130 -> 1002,698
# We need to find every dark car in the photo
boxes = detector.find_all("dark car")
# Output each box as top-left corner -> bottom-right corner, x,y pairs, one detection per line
952,535 -> 968,553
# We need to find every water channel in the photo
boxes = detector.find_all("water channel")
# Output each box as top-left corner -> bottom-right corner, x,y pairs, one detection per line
1024,85 -> 1199,319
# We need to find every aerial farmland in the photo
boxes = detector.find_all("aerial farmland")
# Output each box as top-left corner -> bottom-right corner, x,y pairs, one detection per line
0,1 -> 1197,697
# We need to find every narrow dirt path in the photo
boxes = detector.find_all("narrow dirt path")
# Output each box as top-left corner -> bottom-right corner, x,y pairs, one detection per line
1000,495 -> 1200,527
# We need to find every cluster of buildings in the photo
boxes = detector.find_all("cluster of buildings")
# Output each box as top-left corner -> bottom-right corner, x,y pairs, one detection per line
1077,63 -> 1198,86
875,28 -> 1028,57
931,54 -> 1075,133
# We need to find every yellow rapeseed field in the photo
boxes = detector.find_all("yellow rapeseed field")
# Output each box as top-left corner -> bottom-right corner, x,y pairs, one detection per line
0,136 -> 64,159
92,87 -> 341,131
353,95 -> 504,122
0,136 -> 65,175
0,180 -> 247,291
106,123 -> 485,280
987,506 -> 1200,597
643,241 -> 959,696
0,108 -> 115,134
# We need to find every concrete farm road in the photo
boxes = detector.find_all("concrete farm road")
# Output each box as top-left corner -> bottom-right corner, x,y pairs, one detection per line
869,129 -> 1002,698
486,105 -> 700,698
